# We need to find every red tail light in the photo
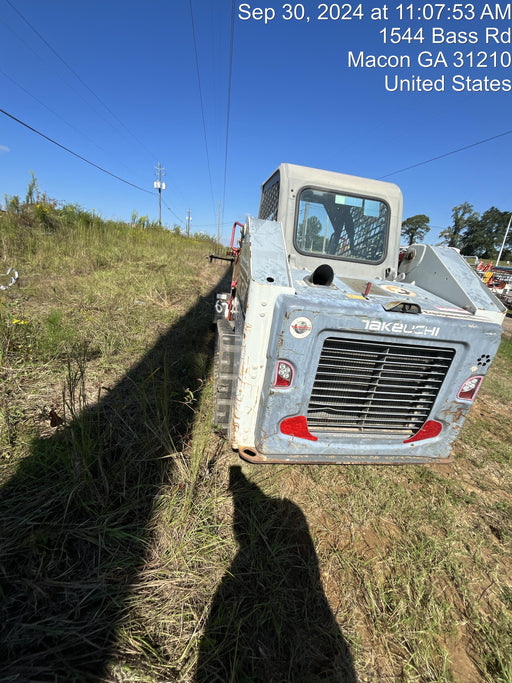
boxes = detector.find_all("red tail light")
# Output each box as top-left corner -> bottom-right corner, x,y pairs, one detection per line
457,376 -> 483,401
274,361 -> 294,388
280,416 -> 317,441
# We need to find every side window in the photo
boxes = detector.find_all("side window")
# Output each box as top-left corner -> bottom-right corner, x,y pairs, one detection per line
259,175 -> 280,221
296,188 -> 388,263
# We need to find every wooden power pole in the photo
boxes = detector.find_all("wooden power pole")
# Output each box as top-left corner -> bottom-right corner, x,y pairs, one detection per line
153,163 -> 166,226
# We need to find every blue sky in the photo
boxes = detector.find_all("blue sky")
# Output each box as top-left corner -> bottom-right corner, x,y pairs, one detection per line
1,0 -> 511,244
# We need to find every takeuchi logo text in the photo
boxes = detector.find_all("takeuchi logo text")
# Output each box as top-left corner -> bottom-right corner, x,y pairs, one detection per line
363,319 -> 440,337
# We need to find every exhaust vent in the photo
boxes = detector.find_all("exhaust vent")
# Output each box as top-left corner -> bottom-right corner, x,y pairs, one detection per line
307,337 -> 455,436
310,264 -> 334,287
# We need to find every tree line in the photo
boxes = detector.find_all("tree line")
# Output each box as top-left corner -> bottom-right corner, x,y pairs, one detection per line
402,204 -> 512,260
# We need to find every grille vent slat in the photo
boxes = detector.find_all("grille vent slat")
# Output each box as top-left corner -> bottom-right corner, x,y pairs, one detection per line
307,338 -> 455,436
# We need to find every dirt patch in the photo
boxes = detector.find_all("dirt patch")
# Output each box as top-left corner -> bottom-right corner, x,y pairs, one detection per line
502,312 -> 512,337
438,624 -> 481,683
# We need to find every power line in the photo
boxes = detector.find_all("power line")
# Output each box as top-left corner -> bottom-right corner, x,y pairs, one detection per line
162,198 -> 184,225
2,4 -> 188,208
1,108 -> 153,195
0,15 -> 112,125
0,68 -> 141,178
380,129 -> 512,179
221,0 -> 236,230
1,67 -> 92,141
4,0 -> 159,162
189,0 -> 216,219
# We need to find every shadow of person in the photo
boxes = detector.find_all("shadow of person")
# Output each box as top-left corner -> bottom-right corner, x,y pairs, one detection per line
0,274 -> 228,681
195,466 -> 357,683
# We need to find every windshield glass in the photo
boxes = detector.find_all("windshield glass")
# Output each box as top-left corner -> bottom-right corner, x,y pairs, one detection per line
296,188 -> 388,263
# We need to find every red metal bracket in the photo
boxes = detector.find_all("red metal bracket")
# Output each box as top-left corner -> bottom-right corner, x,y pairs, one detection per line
231,221 -> 244,256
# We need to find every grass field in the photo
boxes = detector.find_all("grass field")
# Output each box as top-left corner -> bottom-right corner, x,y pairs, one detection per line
1,191 -> 511,682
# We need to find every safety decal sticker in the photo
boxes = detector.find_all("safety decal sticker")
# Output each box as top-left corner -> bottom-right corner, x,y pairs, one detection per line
290,316 -> 313,339
380,284 -> 417,297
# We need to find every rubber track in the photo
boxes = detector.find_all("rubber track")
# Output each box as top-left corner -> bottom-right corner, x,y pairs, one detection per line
213,317 -> 236,433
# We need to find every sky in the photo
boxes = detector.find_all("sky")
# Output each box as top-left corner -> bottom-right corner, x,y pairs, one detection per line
1,0 -> 511,245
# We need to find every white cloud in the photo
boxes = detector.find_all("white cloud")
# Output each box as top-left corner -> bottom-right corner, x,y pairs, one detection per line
0,145 -> 10,154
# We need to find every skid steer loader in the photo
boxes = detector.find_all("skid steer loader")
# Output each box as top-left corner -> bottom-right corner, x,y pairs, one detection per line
212,163 -> 505,464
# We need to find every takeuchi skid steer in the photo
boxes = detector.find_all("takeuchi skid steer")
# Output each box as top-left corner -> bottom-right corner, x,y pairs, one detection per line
212,163 -> 506,464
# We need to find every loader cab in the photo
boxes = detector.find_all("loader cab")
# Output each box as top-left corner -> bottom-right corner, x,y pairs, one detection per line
259,163 -> 403,280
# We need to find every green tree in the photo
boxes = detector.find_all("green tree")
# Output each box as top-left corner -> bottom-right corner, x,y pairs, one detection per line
297,216 -> 323,251
401,214 -> 430,246
439,202 -> 479,250
460,206 -> 503,258
478,207 -> 511,260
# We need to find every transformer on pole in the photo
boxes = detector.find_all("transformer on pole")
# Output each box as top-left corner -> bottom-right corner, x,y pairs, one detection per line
154,163 -> 166,226
186,208 -> 191,237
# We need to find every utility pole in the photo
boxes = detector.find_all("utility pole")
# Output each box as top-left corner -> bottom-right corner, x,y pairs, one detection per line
496,213 -> 512,267
217,200 -> 221,251
186,208 -> 191,237
153,163 -> 166,226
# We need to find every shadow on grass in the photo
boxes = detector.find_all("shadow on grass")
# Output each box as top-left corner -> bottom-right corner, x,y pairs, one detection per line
0,275 -> 227,681
195,466 -> 357,683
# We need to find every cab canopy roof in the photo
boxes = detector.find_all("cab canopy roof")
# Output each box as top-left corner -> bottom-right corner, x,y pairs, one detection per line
258,163 -> 403,279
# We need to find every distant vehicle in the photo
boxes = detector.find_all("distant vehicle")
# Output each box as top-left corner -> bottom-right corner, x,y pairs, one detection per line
213,164 -> 506,464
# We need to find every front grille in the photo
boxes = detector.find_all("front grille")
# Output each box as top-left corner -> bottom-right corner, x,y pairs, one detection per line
307,337 -> 455,436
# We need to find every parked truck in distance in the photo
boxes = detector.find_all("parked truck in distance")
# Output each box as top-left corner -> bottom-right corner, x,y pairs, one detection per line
213,163 -> 506,464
